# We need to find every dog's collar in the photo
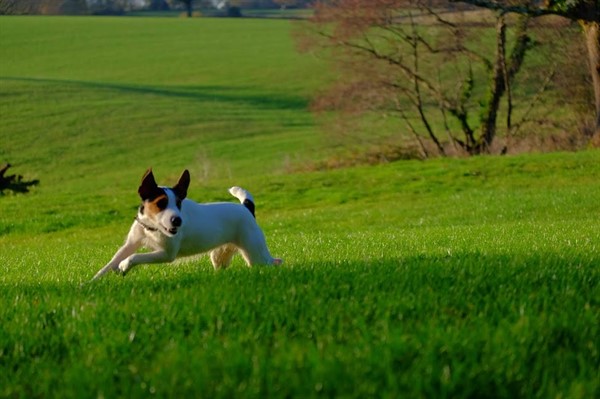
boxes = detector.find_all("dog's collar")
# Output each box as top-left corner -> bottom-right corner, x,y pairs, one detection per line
135,216 -> 158,232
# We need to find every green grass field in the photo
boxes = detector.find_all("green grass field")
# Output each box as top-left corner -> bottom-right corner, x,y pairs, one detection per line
1,16 -> 599,398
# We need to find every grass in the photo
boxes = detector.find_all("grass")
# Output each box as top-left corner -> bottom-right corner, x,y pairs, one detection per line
0,16 -> 326,181
1,16 -> 599,398
2,255 -> 596,398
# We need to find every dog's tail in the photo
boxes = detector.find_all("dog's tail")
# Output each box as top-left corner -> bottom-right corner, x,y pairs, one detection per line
229,186 -> 255,218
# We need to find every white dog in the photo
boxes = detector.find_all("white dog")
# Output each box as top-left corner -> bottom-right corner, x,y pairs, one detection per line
92,169 -> 281,280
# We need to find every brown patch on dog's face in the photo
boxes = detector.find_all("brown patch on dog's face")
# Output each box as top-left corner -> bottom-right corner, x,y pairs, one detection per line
143,192 -> 168,218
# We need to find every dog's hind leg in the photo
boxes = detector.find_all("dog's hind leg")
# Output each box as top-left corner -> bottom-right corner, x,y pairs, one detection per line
210,244 -> 238,270
237,226 -> 282,267
239,248 -> 282,267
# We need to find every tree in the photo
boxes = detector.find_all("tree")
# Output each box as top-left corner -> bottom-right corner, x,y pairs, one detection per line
449,0 -> 600,134
177,0 -> 193,16
0,0 -> 87,14
150,0 -> 170,10
0,0 -> 36,14
304,0 -> 535,156
0,0 -> 152,14
0,164 -> 39,195
53,0 -> 88,15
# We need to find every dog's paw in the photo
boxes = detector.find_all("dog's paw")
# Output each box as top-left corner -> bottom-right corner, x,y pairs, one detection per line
118,259 -> 131,275
273,258 -> 283,266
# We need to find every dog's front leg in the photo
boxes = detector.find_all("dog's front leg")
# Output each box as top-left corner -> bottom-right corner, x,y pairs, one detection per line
118,250 -> 177,276
92,223 -> 143,281
92,241 -> 141,280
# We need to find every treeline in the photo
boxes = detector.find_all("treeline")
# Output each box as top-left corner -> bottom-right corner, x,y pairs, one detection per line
0,0 -> 312,15
0,0 -> 87,15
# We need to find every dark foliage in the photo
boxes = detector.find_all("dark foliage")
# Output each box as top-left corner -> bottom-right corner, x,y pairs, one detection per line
0,164 -> 39,195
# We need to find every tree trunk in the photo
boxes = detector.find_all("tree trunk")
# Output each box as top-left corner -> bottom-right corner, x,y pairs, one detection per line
477,14 -> 507,154
186,0 -> 193,17
476,14 -> 530,154
450,0 -> 600,138
582,21 -> 600,135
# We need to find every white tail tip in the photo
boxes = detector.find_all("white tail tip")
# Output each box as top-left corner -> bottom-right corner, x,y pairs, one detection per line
229,186 -> 254,203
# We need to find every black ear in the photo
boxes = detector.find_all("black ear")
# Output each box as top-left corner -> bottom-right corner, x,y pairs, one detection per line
172,169 -> 190,199
138,168 -> 161,200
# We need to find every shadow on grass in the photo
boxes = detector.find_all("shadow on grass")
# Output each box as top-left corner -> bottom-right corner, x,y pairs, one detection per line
4,250 -> 596,291
74,252 -> 600,290
2,252 -> 598,399
0,76 -> 309,111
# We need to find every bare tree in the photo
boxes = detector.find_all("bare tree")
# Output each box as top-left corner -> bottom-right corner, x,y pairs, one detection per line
0,0 -> 45,14
449,0 -> 600,135
303,0 -> 534,156
0,0 -> 87,14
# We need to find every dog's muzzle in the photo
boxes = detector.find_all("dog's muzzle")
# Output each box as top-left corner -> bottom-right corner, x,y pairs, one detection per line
168,216 -> 182,235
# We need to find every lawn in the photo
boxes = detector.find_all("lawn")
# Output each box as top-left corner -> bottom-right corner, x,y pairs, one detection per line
0,16 -> 599,398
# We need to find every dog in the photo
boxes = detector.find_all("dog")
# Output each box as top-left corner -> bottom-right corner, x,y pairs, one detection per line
92,169 -> 281,280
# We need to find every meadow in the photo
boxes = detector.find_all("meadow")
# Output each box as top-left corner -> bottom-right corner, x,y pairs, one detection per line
1,16 -> 599,398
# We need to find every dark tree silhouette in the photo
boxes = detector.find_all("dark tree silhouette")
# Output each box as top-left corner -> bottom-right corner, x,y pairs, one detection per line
0,164 -> 39,195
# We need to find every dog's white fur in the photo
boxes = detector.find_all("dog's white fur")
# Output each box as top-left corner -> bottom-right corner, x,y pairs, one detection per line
92,169 -> 281,280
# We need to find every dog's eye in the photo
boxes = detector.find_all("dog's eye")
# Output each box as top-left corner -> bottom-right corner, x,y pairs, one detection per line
156,198 -> 168,210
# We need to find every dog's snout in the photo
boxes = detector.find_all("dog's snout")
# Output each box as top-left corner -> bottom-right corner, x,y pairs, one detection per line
171,216 -> 182,227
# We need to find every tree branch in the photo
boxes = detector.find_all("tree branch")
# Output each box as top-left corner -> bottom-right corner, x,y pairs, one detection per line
448,0 -> 599,23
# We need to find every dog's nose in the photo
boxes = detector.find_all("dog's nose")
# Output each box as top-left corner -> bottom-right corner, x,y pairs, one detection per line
171,216 -> 182,227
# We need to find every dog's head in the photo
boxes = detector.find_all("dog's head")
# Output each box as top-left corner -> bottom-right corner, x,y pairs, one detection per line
137,169 -> 190,237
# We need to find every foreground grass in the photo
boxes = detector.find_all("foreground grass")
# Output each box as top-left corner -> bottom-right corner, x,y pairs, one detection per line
1,254 -> 597,398
1,228 -> 599,399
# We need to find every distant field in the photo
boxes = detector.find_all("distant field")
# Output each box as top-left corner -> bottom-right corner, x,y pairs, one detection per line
1,16 -> 599,398
0,16 -> 327,182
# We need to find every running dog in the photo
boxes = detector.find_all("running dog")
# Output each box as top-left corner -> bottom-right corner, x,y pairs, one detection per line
92,169 -> 281,280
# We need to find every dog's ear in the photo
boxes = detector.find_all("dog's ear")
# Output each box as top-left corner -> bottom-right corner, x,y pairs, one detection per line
172,169 -> 190,199
138,168 -> 161,201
